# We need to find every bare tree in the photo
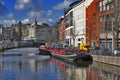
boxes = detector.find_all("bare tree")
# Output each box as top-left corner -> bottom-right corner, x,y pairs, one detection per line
112,0 -> 120,53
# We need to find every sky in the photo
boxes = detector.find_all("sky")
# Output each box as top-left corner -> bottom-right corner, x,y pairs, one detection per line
0,0 -> 78,27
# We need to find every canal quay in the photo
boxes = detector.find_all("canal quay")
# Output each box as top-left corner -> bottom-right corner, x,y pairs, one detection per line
0,48 -> 119,80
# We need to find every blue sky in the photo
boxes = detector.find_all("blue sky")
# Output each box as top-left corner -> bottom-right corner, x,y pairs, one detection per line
0,0 -> 78,27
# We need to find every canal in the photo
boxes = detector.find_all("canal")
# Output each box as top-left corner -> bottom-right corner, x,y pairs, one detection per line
0,48 -> 119,80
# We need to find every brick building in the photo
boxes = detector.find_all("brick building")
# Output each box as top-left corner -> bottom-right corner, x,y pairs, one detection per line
59,16 -> 66,44
86,0 -> 120,49
86,0 -> 100,48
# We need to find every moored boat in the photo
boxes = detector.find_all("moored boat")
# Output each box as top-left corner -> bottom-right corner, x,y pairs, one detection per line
48,47 -> 93,62
51,52 -> 78,62
39,45 -> 51,55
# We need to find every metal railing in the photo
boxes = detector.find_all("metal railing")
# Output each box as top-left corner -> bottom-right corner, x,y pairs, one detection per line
89,49 -> 120,56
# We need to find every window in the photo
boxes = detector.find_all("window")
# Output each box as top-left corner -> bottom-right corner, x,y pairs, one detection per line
78,38 -> 81,41
103,5 -> 106,11
70,11 -> 73,18
103,0 -> 106,6
100,16 -> 103,22
100,7 -> 103,12
70,19 -> 73,26
107,5 -> 110,10
99,2 -> 102,7
108,0 -> 112,2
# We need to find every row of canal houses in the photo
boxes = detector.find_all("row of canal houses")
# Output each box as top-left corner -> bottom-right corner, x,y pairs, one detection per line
59,0 -> 120,50
0,20 -> 59,44
0,21 -> 48,42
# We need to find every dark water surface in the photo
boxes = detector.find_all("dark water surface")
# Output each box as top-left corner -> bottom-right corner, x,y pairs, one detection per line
0,48 -> 119,80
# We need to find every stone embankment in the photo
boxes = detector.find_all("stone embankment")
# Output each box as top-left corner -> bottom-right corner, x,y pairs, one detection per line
1,42 -> 120,67
92,55 -> 120,66
0,41 -> 33,51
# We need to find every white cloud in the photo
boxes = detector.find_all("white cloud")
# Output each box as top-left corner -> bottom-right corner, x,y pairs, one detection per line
0,1 -> 5,5
28,11 -> 41,18
0,12 -> 15,27
4,20 -> 16,23
48,19 -> 53,22
14,0 -> 42,11
1,18 -> 30,27
15,4 -> 24,10
2,19 -> 16,27
47,10 -> 53,16
53,0 -> 72,10
53,0 -> 78,10
7,13 -> 14,19
28,10 -> 53,23
15,0 -> 31,10
0,1 -> 7,16
21,0 -> 31,4
21,18 -> 29,23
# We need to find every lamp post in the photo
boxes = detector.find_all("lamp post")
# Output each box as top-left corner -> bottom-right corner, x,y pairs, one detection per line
105,20 -> 108,49
112,19 -> 115,53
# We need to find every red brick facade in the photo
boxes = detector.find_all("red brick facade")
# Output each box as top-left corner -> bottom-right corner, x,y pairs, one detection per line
86,0 -> 119,49
86,0 -> 100,47
59,17 -> 66,44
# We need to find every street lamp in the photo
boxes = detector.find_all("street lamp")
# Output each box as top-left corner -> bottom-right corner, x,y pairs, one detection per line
111,19 -> 115,53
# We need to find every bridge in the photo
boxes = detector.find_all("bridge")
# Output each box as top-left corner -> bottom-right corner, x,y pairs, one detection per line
0,40 -> 45,51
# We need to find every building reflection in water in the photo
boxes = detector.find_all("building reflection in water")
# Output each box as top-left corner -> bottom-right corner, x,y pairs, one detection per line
0,56 -> 119,80
87,62 -> 120,80
51,58 -> 120,80
0,56 -> 51,80
50,58 -> 92,80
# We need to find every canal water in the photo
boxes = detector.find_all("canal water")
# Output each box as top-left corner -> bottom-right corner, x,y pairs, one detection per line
0,48 -> 120,80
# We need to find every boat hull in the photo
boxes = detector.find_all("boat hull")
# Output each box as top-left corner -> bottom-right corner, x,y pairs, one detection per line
51,53 -> 78,62
74,54 -> 93,61
51,53 -> 93,62
39,49 -> 51,55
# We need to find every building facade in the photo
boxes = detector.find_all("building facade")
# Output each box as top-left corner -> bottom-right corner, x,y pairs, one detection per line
65,8 -> 74,46
98,0 -> 120,50
64,0 -> 93,47
73,0 -> 87,47
35,23 -> 50,42
86,0 -> 120,50
0,20 -> 51,44
59,16 -> 66,44
0,25 -> 3,41
86,0 -> 100,49
49,22 -> 60,46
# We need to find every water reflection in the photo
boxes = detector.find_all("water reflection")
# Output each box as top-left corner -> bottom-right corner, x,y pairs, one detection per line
50,58 -> 92,80
0,47 -> 120,80
0,48 -> 39,57
0,56 -> 51,80
87,62 -> 120,80
0,54 -> 93,80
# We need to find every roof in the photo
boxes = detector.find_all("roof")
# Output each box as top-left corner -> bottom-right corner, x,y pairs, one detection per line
64,0 -> 84,15
69,0 -> 83,8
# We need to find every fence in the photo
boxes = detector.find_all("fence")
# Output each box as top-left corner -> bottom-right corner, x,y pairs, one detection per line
89,49 -> 120,56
